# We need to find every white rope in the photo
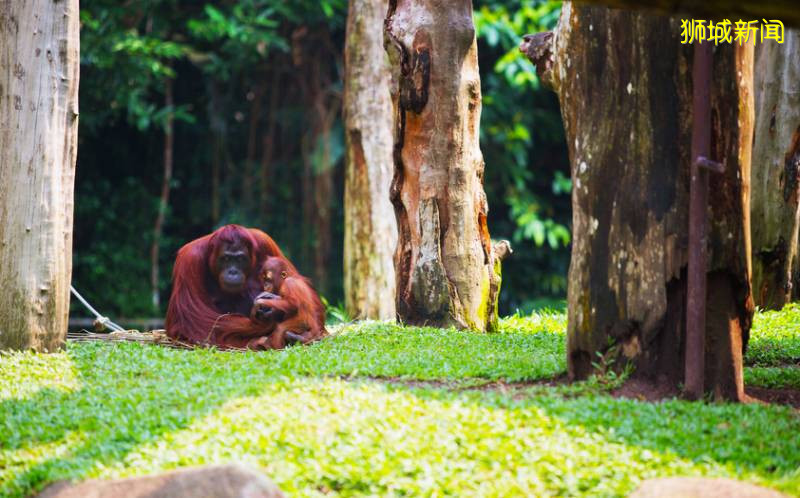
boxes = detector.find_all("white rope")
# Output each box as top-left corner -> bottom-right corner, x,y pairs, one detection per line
70,285 -> 126,332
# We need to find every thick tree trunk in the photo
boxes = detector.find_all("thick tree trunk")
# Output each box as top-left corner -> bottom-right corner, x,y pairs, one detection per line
385,0 -> 505,331
0,0 -> 79,351
565,0 -> 800,28
751,30 -> 800,310
150,78 -> 174,312
343,0 -> 398,320
548,3 -> 753,400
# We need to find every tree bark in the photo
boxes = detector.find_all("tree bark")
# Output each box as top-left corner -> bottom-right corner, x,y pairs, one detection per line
259,70 -> 281,223
243,82 -> 264,213
751,29 -> 800,310
548,3 -> 753,400
0,0 -> 79,351
569,0 -> 800,28
385,0 -> 505,331
343,0 -> 398,320
312,107 -> 336,296
150,77 -> 174,312
208,79 -> 225,225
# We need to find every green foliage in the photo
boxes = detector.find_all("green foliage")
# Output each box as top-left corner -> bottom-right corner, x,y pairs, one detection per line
475,1 -> 561,90
321,296 -> 351,324
80,0 -> 189,132
75,0 -> 349,316
746,304 -> 800,367
301,318 -> 566,382
745,367 -> 800,389
475,0 -> 571,309
73,0 -> 572,317
71,178 -> 158,317
3,310 -> 800,497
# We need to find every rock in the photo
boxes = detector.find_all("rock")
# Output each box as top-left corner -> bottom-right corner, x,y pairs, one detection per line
36,463 -> 285,498
629,477 -> 788,498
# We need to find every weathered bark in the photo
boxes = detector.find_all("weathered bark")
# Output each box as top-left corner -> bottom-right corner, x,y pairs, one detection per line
0,0 -> 79,351
751,30 -> 800,309
343,0 -> 398,320
150,78 -> 174,312
519,32 -> 555,90
548,3 -> 753,400
572,0 -> 800,28
385,0 -> 505,331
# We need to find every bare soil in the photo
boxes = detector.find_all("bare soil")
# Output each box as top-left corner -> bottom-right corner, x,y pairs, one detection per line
610,377 -> 800,410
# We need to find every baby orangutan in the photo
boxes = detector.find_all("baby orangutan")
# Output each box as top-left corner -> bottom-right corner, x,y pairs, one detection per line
249,256 -> 328,349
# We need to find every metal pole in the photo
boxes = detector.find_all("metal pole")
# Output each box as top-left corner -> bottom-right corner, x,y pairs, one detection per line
685,40 -> 723,400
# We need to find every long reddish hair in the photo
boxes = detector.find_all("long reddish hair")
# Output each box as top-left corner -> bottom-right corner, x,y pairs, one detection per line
250,256 -> 328,349
165,225 -> 295,346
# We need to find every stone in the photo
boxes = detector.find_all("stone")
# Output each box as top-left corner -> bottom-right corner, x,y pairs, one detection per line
36,463 -> 285,498
629,477 -> 788,498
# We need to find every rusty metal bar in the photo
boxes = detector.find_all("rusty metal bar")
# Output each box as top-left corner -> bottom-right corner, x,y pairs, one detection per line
685,41 -> 713,400
696,156 -> 724,174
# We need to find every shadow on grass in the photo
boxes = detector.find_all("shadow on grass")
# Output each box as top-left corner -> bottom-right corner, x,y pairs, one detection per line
0,343 -> 292,496
399,382 -> 800,474
2,331 -> 799,497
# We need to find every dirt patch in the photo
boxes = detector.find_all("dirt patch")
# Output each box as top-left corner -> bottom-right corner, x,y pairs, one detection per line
358,374 -> 569,393
745,386 -> 800,409
610,378 -> 681,402
610,378 -> 800,410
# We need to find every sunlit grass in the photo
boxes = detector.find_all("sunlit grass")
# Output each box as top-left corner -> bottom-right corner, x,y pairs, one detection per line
1,310 -> 798,497
747,304 -> 800,367
745,367 -> 800,390
0,351 -> 80,401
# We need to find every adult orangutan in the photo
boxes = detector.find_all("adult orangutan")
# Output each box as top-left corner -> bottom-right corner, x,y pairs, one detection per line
165,224 -> 294,348
249,256 -> 328,349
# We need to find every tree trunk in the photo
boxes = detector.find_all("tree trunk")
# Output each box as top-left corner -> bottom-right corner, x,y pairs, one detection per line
259,70 -> 281,223
150,77 -> 174,312
554,0 -> 800,28
751,29 -> 800,310
208,79 -> 225,225
385,0 -> 505,331
244,83 -> 263,213
343,0 -> 398,320
547,3 -> 753,400
295,28 -> 340,297
0,0 -> 79,351
312,111 -> 336,296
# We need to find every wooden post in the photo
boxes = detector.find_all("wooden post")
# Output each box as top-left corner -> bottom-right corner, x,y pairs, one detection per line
0,0 -> 80,351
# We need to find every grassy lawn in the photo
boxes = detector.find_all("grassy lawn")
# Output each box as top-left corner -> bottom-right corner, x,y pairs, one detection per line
1,309 -> 799,497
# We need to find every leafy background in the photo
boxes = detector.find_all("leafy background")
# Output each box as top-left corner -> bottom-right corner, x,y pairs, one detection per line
72,0 -> 570,319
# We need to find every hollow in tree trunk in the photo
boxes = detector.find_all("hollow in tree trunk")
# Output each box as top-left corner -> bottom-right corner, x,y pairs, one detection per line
385,0 -> 506,331
0,0 -> 80,351
343,0 -> 398,320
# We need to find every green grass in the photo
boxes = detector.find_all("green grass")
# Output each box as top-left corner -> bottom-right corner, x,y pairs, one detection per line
742,304 -> 800,390
745,367 -> 800,390
1,311 -> 799,497
747,304 -> 800,367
